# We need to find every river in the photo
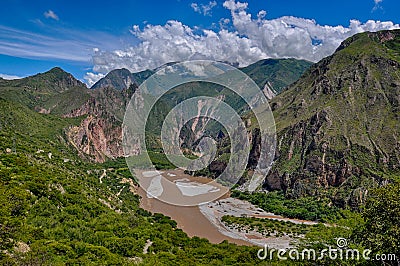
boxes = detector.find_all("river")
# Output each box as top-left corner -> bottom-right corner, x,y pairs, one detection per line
134,169 -> 317,248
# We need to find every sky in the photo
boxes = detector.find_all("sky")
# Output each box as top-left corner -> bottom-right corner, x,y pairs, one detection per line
0,0 -> 399,86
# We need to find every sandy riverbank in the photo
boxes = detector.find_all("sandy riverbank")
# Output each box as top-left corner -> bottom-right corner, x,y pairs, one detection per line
199,197 -> 318,248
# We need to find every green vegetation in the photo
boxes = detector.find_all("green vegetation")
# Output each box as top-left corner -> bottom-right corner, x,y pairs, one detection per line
1,30 -> 400,265
0,67 -> 89,112
222,215 -> 319,238
231,190 -> 344,223
222,211 -> 366,264
240,58 -> 313,93
353,183 -> 400,259
0,97 -> 268,265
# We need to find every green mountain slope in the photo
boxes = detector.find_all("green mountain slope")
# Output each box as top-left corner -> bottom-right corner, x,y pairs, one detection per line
254,30 -> 400,207
240,58 -> 313,94
0,67 -> 90,114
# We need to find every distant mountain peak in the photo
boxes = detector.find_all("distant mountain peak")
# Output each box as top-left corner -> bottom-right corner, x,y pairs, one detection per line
27,67 -> 86,91
48,66 -> 65,73
91,68 -> 154,90
91,59 -> 312,95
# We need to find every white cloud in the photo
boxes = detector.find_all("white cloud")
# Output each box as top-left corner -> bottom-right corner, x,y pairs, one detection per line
44,10 -> 59,21
191,3 -> 200,13
372,0 -> 383,11
84,72 -> 105,87
0,73 -> 23,80
191,1 -> 217,16
89,0 -> 400,75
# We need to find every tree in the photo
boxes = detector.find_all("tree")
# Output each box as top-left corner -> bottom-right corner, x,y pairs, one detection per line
353,183 -> 400,264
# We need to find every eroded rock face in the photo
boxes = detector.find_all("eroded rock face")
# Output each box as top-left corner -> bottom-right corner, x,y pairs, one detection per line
63,87 -> 136,162
66,115 -> 123,162
261,110 -> 360,196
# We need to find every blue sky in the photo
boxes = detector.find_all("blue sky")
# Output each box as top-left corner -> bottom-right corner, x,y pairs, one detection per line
0,0 -> 399,85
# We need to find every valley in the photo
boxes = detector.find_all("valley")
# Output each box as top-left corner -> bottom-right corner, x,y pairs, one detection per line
0,29 -> 399,265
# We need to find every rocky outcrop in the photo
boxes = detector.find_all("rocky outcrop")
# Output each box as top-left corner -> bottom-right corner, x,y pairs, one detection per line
66,114 -> 123,162
63,87 -> 135,162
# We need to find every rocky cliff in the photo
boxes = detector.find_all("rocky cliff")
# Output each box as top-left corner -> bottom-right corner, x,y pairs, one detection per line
63,86 -> 135,162
256,30 -> 400,207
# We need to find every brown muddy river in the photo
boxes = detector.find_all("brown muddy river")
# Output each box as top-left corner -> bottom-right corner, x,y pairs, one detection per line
134,169 -> 251,245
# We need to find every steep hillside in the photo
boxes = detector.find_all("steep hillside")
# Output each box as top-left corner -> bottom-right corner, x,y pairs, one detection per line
64,86 -> 135,162
0,68 -> 135,163
256,30 -> 400,207
240,58 -> 313,96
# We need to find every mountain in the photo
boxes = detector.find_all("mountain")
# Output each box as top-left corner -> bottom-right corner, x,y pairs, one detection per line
0,68 -> 136,162
79,59 -> 311,162
0,67 -> 89,114
240,58 -> 313,96
237,30 -> 400,208
92,59 -> 312,96
62,58 -> 309,162
14,66 -> 85,93
91,68 -> 153,90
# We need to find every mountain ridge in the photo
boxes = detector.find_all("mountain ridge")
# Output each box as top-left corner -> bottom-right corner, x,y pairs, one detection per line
245,29 -> 400,207
91,58 -> 313,95
0,57 -> 311,162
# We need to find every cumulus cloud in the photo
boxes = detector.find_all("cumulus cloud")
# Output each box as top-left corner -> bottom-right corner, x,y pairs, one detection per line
44,10 -> 59,21
84,72 -> 105,87
191,1 -> 217,16
89,0 -> 400,77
